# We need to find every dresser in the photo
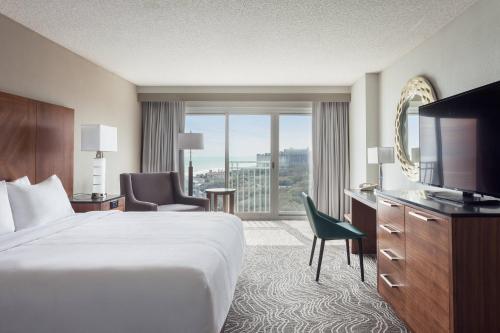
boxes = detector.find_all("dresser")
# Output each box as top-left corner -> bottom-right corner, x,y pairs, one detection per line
376,190 -> 500,333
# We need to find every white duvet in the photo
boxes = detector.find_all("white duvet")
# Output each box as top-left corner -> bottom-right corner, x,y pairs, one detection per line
0,211 -> 245,333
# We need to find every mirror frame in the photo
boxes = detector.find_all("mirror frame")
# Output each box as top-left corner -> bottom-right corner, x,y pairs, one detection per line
395,76 -> 437,181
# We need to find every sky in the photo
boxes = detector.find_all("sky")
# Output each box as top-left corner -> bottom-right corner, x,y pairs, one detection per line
185,114 -> 312,158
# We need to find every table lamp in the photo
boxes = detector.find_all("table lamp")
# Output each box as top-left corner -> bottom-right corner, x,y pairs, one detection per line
178,132 -> 204,196
81,124 -> 117,198
367,147 -> 394,190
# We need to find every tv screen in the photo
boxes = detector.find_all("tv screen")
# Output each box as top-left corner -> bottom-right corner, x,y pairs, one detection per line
419,80 -> 500,197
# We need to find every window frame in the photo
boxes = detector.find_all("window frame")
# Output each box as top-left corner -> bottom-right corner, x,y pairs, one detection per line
185,102 -> 312,220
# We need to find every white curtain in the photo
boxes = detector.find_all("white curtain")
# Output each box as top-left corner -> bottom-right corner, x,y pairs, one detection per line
312,101 -> 350,219
141,101 -> 185,179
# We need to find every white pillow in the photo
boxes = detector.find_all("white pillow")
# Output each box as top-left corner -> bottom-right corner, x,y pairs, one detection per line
8,175 -> 74,231
12,176 -> 31,186
0,181 -> 15,235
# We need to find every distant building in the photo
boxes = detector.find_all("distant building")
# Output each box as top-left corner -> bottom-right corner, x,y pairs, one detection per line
281,148 -> 309,167
192,149 -> 309,204
257,148 -> 309,168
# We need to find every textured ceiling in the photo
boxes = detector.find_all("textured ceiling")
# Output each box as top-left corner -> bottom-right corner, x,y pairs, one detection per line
0,0 -> 477,86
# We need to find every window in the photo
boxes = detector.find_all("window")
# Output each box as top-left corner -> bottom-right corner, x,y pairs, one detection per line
184,105 -> 312,217
184,115 -> 225,198
228,115 -> 271,213
279,115 -> 312,212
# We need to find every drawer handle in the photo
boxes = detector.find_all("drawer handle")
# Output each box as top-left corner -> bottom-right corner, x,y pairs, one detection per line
380,274 -> 402,288
409,211 -> 436,222
380,200 -> 399,207
379,224 -> 401,234
380,249 -> 403,261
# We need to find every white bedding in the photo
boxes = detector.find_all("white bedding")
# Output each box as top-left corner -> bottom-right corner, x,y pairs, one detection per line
0,211 -> 245,333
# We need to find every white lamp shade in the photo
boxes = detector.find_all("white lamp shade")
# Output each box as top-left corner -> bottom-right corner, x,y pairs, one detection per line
367,147 -> 394,164
81,124 -> 118,152
178,133 -> 204,150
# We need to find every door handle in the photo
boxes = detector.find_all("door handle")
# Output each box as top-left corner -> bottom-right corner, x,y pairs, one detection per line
379,200 -> 399,207
379,224 -> 402,234
409,211 -> 436,222
380,274 -> 402,288
380,249 -> 403,261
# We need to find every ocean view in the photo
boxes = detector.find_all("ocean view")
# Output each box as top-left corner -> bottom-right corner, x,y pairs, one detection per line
185,156 -> 256,175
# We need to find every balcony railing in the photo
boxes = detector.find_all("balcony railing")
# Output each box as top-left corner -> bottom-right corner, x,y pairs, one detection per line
229,161 -> 270,213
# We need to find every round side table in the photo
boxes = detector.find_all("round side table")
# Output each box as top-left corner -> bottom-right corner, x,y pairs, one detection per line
205,188 -> 236,214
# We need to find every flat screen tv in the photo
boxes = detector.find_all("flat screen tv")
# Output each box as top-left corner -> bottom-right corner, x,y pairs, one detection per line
419,80 -> 500,204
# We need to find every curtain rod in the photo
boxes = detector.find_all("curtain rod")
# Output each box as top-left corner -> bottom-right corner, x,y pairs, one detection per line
137,93 -> 351,102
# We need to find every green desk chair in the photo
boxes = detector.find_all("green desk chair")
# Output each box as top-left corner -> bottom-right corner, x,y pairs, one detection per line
302,192 -> 366,282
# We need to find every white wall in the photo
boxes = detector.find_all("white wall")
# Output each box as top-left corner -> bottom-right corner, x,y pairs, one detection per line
349,76 -> 367,187
349,73 -> 379,187
378,0 -> 500,190
0,14 -> 141,194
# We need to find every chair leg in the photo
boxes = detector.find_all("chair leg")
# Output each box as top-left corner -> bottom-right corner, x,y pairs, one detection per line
345,239 -> 351,266
316,239 -> 325,281
309,236 -> 317,266
358,238 -> 365,282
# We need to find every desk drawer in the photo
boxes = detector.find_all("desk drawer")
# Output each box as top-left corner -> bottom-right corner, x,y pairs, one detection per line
377,198 -> 404,229
378,224 -> 405,263
378,251 -> 405,316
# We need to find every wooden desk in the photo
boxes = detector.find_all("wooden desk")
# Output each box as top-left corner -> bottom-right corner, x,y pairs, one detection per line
344,189 -> 377,254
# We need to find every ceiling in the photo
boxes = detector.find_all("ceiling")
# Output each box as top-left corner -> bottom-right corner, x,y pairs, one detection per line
0,0 -> 477,86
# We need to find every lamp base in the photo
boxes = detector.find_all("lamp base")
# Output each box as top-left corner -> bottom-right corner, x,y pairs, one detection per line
188,161 -> 193,196
92,154 -> 106,198
378,164 -> 384,191
91,192 -> 106,199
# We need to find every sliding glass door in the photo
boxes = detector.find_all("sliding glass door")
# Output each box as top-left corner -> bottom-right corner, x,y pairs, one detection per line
279,115 -> 312,214
183,115 -> 225,198
228,115 -> 272,216
185,110 -> 311,219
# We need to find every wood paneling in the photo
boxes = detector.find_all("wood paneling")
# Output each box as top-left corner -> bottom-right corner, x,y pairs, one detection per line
377,208 -> 406,319
377,198 -> 405,230
377,193 -> 500,332
350,198 -> 377,254
378,224 -> 405,261
405,208 -> 450,333
452,217 -> 500,333
0,91 -> 74,192
36,102 -> 74,194
0,91 -> 36,181
378,252 -> 406,316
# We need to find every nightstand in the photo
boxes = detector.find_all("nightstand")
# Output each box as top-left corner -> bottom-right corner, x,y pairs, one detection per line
70,194 -> 125,213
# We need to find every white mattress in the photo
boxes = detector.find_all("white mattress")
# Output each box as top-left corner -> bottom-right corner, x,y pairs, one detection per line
0,211 -> 245,333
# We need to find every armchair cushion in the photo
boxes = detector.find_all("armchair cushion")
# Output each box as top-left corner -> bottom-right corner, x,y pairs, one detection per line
127,199 -> 158,211
130,173 -> 175,205
158,204 -> 205,212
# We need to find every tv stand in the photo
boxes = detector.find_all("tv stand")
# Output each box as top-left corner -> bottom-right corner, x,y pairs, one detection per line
426,190 -> 500,206
377,190 -> 500,332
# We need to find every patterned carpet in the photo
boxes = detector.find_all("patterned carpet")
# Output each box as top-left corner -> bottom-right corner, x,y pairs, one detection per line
225,220 -> 408,333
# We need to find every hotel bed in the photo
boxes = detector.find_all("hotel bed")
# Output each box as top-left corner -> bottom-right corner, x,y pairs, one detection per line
0,91 -> 246,333
0,211 -> 245,333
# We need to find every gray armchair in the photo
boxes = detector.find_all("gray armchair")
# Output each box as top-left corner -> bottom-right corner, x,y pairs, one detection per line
120,172 -> 209,212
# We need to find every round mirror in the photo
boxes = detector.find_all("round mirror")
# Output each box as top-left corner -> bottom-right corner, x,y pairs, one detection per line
395,76 -> 436,181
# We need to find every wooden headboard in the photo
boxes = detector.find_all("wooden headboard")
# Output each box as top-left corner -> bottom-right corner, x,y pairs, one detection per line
0,91 -> 74,194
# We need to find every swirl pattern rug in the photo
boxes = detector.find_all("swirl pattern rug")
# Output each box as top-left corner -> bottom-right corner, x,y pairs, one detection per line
225,220 -> 408,333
